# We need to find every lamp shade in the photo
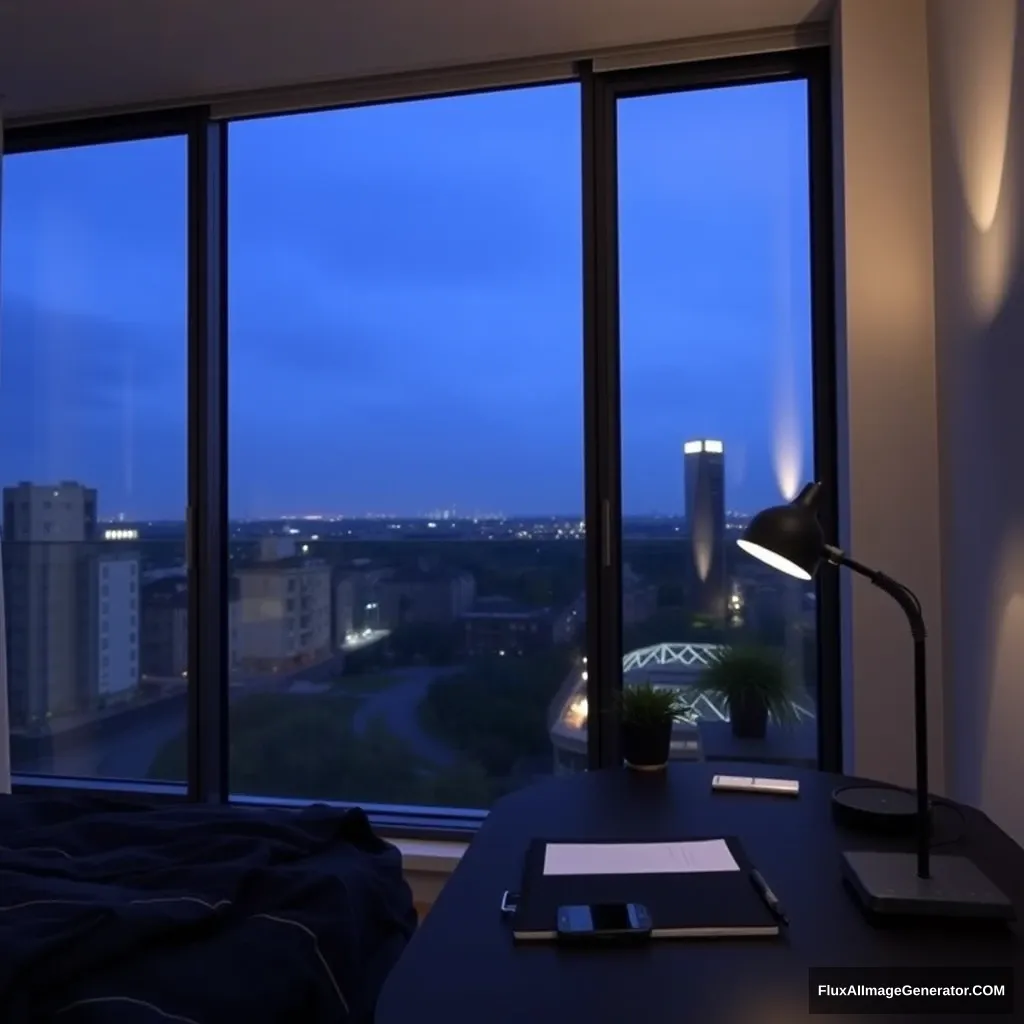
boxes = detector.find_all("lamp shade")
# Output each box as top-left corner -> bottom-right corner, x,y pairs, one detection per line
737,482 -> 825,581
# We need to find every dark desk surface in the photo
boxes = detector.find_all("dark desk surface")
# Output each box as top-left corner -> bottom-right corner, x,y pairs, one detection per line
377,763 -> 1023,1023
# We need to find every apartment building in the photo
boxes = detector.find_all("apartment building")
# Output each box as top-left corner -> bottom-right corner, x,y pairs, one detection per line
141,573 -> 241,682
375,562 -> 477,628
553,565 -> 658,645
236,538 -> 331,673
2,482 -> 139,727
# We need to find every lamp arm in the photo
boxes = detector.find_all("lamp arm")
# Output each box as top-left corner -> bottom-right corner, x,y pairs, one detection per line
823,545 -> 926,641
823,544 -> 931,879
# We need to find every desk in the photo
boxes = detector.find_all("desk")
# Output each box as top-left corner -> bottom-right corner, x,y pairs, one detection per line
377,763 -> 1022,1023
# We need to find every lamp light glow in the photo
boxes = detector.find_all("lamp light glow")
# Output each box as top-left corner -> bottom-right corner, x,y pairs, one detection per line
736,539 -> 811,580
735,482 -> 825,579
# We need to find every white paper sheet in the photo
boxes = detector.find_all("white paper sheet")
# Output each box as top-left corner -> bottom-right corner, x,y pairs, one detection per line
542,839 -> 740,876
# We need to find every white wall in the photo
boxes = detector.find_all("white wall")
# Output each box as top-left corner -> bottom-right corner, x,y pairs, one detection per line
928,0 -> 1024,844
97,557 -> 140,698
831,0 -> 946,791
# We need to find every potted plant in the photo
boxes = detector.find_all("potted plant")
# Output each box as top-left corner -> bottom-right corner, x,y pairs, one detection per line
620,683 -> 686,771
700,647 -> 796,739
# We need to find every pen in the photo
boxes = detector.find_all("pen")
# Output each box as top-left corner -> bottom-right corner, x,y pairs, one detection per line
750,869 -> 789,926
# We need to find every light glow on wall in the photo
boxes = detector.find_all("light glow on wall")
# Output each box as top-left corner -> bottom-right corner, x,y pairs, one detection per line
939,0 -> 1019,322
942,0 -> 1017,234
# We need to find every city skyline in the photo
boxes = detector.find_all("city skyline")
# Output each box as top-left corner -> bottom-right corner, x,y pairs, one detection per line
0,80 -> 813,520
0,463 -> 770,524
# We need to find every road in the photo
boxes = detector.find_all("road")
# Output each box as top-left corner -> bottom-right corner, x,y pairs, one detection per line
13,661 -> 462,781
12,694 -> 190,780
350,666 -> 463,766
341,628 -> 390,652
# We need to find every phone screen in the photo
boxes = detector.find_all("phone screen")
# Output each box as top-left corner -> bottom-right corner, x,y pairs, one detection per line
589,903 -> 632,931
561,902 -> 635,933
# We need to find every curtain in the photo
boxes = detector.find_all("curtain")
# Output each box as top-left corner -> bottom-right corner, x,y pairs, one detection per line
0,104 -> 10,794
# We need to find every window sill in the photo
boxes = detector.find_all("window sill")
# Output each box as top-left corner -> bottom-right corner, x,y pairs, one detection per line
393,837 -> 468,875
10,778 -> 481,868
394,837 -> 467,908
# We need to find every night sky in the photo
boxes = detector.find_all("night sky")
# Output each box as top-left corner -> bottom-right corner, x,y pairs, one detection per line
0,80 -> 812,520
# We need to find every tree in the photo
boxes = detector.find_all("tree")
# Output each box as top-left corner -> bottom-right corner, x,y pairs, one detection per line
386,622 -> 463,666
147,691 -> 497,809
622,608 -> 692,653
419,647 -> 574,780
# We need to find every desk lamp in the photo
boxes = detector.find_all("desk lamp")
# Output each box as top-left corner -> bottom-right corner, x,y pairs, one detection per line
738,483 -> 1013,921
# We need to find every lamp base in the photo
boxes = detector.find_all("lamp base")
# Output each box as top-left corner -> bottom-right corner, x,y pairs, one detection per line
842,850 -> 1015,921
831,785 -> 922,834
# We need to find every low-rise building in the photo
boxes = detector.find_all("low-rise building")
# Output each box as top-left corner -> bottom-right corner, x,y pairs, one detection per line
462,596 -> 552,659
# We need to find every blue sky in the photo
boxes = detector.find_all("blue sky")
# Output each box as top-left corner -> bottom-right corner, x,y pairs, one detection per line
0,80 -> 812,520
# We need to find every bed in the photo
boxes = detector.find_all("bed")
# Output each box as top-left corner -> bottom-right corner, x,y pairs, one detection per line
0,793 -> 417,1023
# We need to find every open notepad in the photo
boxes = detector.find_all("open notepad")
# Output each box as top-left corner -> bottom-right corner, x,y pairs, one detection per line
512,836 -> 779,941
542,839 -> 740,876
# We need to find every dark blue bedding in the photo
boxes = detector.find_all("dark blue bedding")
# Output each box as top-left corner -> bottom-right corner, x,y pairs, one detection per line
0,794 -> 416,1023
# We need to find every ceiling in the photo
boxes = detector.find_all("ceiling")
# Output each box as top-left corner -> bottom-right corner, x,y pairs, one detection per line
0,0 -> 830,123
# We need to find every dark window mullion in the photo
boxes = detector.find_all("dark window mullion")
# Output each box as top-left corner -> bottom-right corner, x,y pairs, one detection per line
186,113 -> 229,802
581,63 -> 624,771
806,49 -> 843,773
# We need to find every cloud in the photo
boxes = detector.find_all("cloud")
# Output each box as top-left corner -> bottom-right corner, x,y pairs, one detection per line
0,294 -> 183,417
229,286 -> 401,384
0,294 -> 188,514
233,165 -> 573,295
228,102 -> 580,295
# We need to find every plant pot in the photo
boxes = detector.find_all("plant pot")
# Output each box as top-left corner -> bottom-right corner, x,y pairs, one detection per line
622,719 -> 673,770
729,693 -> 768,739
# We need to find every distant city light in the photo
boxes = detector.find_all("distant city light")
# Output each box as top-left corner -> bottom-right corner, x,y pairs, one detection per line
104,529 -> 138,541
565,695 -> 588,728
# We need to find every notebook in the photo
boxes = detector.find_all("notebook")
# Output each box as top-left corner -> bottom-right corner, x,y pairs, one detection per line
511,835 -> 780,940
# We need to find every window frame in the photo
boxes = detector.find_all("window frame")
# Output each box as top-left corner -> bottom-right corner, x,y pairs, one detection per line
583,48 -> 842,774
4,110 -> 202,806
4,45 -> 840,833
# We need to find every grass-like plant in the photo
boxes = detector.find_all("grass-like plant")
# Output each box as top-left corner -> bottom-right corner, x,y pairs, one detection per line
700,646 -> 797,725
620,682 -> 687,727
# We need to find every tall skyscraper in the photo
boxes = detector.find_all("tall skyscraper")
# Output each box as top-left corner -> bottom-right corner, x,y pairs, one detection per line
683,440 -> 727,621
2,482 -> 140,731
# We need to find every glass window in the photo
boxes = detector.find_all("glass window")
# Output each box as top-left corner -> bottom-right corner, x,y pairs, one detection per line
617,81 -> 817,767
1,135 -> 189,782
197,84 -> 583,808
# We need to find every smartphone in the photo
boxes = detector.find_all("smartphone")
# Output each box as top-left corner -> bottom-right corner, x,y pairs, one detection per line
556,902 -> 652,943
